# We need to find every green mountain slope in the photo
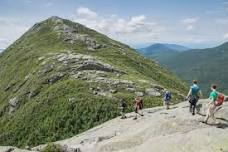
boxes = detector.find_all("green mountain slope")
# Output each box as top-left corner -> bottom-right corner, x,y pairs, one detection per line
0,16 -> 187,148
138,43 -> 189,63
159,42 -> 228,95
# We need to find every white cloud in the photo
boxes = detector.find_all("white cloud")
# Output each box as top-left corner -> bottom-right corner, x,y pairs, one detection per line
72,7 -> 164,44
181,17 -> 199,31
224,33 -> 228,39
186,25 -> 194,31
76,7 -> 98,19
181,17 -> 199,24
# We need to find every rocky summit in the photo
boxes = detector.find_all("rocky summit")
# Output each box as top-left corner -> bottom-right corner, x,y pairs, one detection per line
0,16 -> 187,148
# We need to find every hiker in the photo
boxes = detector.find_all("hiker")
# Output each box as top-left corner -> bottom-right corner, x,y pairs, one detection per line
119,98 -> 127,119
133,96 -> 144,120
163,90 -> 172,110
204,84 -> 224,124
186,80 -> 202,115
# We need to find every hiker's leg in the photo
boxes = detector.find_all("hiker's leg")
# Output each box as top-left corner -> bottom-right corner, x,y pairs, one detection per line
167,101 -> 170,109
140,109 -> 144,116
121,110 -> 125,119
204,107 -> 210,123
123,109 -> 126,118
210,105 -> 218,123
189,101 -> 192,112
120,111 -> 123,118
192,101 -> 196,115
164,101 -> 167,109
134,108 -> 138,119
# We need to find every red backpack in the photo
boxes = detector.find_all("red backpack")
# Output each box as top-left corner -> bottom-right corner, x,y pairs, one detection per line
215,93 -> 225,106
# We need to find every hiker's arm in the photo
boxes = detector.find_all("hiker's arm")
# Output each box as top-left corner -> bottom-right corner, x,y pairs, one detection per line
186,88 -> 191,99
208,96 -> 215,104
199,90 -> 203,98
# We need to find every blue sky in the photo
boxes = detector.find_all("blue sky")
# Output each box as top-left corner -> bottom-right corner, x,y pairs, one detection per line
0,0 -> 228,49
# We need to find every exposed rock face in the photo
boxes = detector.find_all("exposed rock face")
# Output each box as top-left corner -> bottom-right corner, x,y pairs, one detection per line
135,91 -> 144,97
39,64 -> 54,74
47,72 -> 65,84
34,52 -> 185,99
32,99 -> 228,152
38,52 -> 136,97
8,97 -> 20,114
145,88 -> 161,97
0,146 -> 36,152
51,18 -> 106,51
28,88 -> 40,98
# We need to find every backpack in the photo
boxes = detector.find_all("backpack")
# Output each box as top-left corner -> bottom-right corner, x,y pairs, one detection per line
135,98 -> 143,109
164,91 -> 171,101
119,99 -> 127,108
215,93 -> 225,106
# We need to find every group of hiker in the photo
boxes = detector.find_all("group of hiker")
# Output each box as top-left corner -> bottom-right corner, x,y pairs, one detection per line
119,96 -> 144,120
186,80 -> 225,124
119,80 -> 225,124
119,89 -> 172,120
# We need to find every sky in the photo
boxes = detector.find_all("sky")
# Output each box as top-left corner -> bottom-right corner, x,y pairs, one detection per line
0,0 -> 228,49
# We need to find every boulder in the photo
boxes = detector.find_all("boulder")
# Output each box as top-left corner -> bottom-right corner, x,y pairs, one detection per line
135,92 -> 144,97
145,88 -> 161,97
47,73 -> 65,84
151,84 -> 164,91
126,87 -> 135,92
9,97 -> 20,114
28,89 -> 40,98
109,89 -> 117,94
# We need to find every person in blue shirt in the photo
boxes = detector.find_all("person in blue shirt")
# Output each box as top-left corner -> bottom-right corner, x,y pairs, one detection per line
186,80 -> 203,115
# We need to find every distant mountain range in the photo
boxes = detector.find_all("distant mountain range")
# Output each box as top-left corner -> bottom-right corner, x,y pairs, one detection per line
139,42 -> 228,95
138,43 -> 190,62
0,49 -> 4,53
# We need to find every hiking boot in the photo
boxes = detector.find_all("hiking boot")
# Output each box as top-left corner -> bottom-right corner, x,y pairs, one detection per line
192,112 -> 195,115
202,121 -> 208,124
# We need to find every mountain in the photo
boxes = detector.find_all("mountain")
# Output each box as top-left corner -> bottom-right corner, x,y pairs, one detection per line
2,99 -> 228,152
0,16 -> 187,148
0,49 -> 4,53
139,43 -> 189,62
159,42 -> 228,94
163,43 -> 189,52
